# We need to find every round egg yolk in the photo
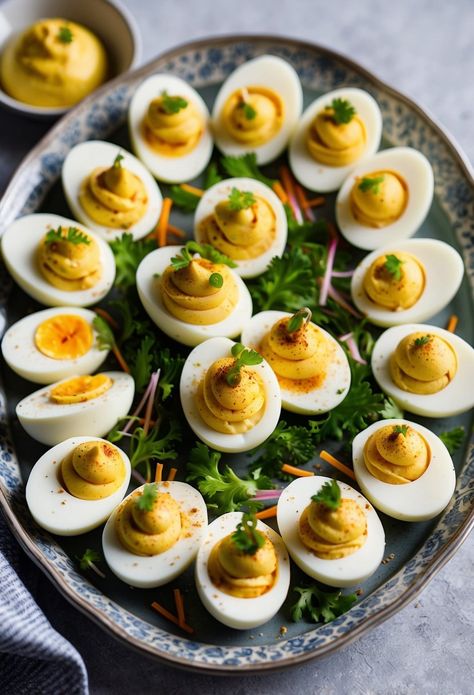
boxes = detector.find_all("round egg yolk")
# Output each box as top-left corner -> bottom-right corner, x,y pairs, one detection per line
259,317 -> 333,392
306,106 -> 366,166
364,424 -> 430,484
37,226 -> 102,291
160,258 -> 239,325
34,314 -> 93,360
299,497 -> 367,560
79,159 -> 148,229
115,489 -> 186,556
0,18 -> 108,108
61,440 -> 125,500
144,94 -> 203,156
390,332 -> 457,394
221,87 -> 284,147
50,373 -> 112,404
198,195 -> 276,260
208,532 -> 277,598
363,251 -> 426,310
350,170 -> 408,228
195,357 -> 266,434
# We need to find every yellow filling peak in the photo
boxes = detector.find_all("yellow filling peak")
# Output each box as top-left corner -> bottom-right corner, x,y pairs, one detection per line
307,107 -> 366,166
144,94 -> 203,156
221,87 -> 284,147
390,332 -> 457,394
61,440 -> 125,500
364,424 -> 430,484
363,251 -> 426,310
50,374 -> 112,404
299,497 -> 367,560
38,226 -> 102,291
35,314 -> 93,360
351,170 -> 408,228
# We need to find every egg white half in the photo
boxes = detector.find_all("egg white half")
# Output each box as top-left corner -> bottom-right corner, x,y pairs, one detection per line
128,74 -> 213,183
26,436 -> 131,536
194,177 -> 287,278
212,55 -> 303,165
353,419 -> 456,522
289,88 -> 383,193
180,336 -> 281,453
62,140 -> 163,241
336,148 -> 434,250
102,481 -> 208,588
277,476 -> 385,588
371,323 -> 474,417
1,307 -> 108,384
241,310 -> 351,414
136,245 -> 253,346
195,512 -> 290,630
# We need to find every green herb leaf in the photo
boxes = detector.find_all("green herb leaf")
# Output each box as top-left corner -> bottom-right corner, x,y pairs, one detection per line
311,479 -> 341,510
291,584 -> 357,623
168,185 -> 200,212
93,315 -> 116,351
439,426 -> 465,454
110,233 -> 156,289
380,397 -> 404,419
226,343 -> 263,386
249,420 -> 316,480
384,254 -> 404,281
232,512 -> 265,555
328,98 -> 356,125
136,483 -> 158,512
393,424 -> 409,437
45,226 -> 91,246
78,548 -> 101,571
161,91 -> 188,114
227,187 -> 256,211
358,176 -> 385,194
248,247 -> 316,312
414,335 -> 432,347
237,101 -> 257,120
170,241 -> 237,271
286,307 -> 312,334
57,26 -> 73,44
170,246 -> 193,270
113,153 -> 124,169
220,153 -> 276,188
204,162 -> 223,189
209,272 -> 223,288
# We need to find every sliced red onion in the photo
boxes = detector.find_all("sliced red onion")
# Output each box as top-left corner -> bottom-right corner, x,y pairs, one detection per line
327,284 -> 362,318
143,369 -> 161,434
319,238 -> 338,306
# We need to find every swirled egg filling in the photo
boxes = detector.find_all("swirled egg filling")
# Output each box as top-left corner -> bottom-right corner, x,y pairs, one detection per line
61,440 -> 125,500
351,171 -> 408,228
390,332 -> 457,394
363,423 -> 430,484
307,103 -> 366,166
221,87 -> 284,147
363,251 -> 426,310
37,226 -> 102,291
298,496 -> 367,560
143,91 -> 204,156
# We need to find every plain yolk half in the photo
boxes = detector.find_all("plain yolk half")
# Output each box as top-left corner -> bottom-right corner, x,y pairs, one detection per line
35,315 -> 93,360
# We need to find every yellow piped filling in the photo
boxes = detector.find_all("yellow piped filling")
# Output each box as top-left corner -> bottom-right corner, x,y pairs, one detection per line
390,332 -> 457,394
38,226 -> 102,291
363,251 -> 426,310
61,440 -> 125,500
350,170 -> 408,228
364,425 -> 430,484
299,497 -> 367,560
144,95 -> 203,156
221,86 -> 284,147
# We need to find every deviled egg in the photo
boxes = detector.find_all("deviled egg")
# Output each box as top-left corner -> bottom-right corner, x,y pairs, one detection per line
241,308 -> 351,414
1,307 -> 108,384
194,177 -> 287,278
136,243 -> 252,346
371,323 -> 474,417
212,54 -> 303,164
351,239 -> 464,326
26,436 -> 131,536
62,140 -> 163,241
195,511 -> 290,629
336,148 -> 434,250
353,419 -> 456,521
129,74 -> 213,182
102,481 -> 207,588
277,476 -> 385,587
289,88 -> 382,193
180,337 -> 281,453
1,213 -> 115,307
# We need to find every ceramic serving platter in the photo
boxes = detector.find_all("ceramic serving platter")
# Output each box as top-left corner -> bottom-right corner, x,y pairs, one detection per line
0,36 -> 473,673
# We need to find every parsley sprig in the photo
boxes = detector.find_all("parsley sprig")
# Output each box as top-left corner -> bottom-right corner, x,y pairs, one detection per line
45,226 -> 90,246
384,254 -> 404,281
220,153 -> 276,188
439,426 -> 465,454
232,512 -> 265,555
249,420 -> 316,480
291,584 -> 357,623
393,424 -> 409,438
57,26 -> 73,44
170,241 -> 237,271
414,335 -> 432,347
226,343 -> 263,387
136,483 -> 158,512
161,91 -> 188,114
328,98 -> 356,125
311,479 -> 341,510
227,187 -> 256,211
358,176 -> 385,194
237,101 -> 257,120
110,233 -> 156,289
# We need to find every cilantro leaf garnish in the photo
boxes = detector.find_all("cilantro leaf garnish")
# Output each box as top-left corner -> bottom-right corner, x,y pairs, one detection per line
57,26 -> 73,44
439,426 -> 465,454
248,247 -> 316,312
249,420 -> 316,480
328,98 -> 356,125
220,153 -> 276,188
113,153 -> 124,169
161,91 -> 188,114
136,483 -> 158,512
291,584 -> 357,623
358,176 -> 385,194
232,512 -> 265,555
414,335 -> 432,347
110,233 -> 156,289
170,241 -> 237,271
384,254 -> 404,281
226,343 -> 263,386
238,101 -> 257,120
227,187 -> 256,211
393,424 -> 409,438
311,479 -> 341,510
45,226 -> 91,246
286,307 -> 312,334
209,272 -> 223,288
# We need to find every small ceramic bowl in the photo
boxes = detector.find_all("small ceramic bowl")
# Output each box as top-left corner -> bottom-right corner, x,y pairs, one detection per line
0,0 -> 141,119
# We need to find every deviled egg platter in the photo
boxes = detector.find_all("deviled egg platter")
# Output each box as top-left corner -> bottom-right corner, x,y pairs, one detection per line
211,54 -> 303,164
129,74 -> 213,182
241,308 -> 351,414
353,419 -> 456,522
26,436 -> 131,536
62,141 -> 163,241
136,242 -> 252,346
350,238 -> 464,327
180,337 -> 281,453
277,477 -> 385,588
194,177 -> 287,278
289,88 -> 383,193
1,213 -> 116,307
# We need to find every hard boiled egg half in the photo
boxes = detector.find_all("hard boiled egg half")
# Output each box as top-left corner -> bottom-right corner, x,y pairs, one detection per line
1,307 -> 108,384
195,511 -> 290,630
289,88 -> 382,193
26,436 -> 131,536
212,54 -> 303,164
62,140 -> 163,241
194,177 -> 287,278
129,74 -> 213,182
353,419 -> 456,521
336,148 -> 434,250
1,213 -> 115,307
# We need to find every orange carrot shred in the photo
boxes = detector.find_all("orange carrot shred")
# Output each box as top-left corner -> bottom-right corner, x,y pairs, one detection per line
151,601 -> 194,634
319,450 -> 356,480
255,505 -> 278,520
272,181 -> 288,204
94,308 -> 119,331
155,463 -> 163,483
180,183 -> 204,197
281,464 -> 314,478
156,197 -> 173,247
280,165 -> 297,200
306,196 -> 325,208
295,183 -> 310,211
167,467 -> 177,482
173,588 -> 186,627
112,346 -> 130,374
446,314 -> 458,333
167,223 -> 186,238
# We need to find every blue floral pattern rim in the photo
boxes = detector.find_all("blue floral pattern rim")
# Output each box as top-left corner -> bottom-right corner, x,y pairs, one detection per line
0,36 -> 473,673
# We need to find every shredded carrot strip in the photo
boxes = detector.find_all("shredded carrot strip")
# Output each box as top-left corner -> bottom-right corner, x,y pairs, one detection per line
167,467 -> 177,482
327,221 -> 340,242
94,308 -> 119,331
112,346 -> 130,374
306,196 -> 325,208
255,505 -> 277,520
138,418 -> 156,428
173,588 -> 186,627
295,184 -> 310,211
167,223 -> 186,238
180,183 -> 204,197
446,314 -> 458,333
156,198 -> 173,247
319,450 -> 356,480
280,165 -> 297,200
272,181 -> 288,204
151,601 -> 194,634
155,463 -> 163,483
281,464 -> 314,478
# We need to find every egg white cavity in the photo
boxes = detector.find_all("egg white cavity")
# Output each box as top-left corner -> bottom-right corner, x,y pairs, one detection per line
371,323 -> 474,417
128,74 -> 213,183
351,239 -> 464,327
241,311 -> 351,414
26,436 -> 131,536
180,336 -> 281,453
1,213 -> 116,307
1,307 -> 108,384
277,476 -> 385,588
102,482 -> 208,588
336,148 -> 434,250
195,512 -> 290,630
353,419 -> 456,522
136,246 -> 253,346
62,140 -> 163,241
212,55 -> 303,165
194,177 -> 287,278
289,88 -> 383,193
